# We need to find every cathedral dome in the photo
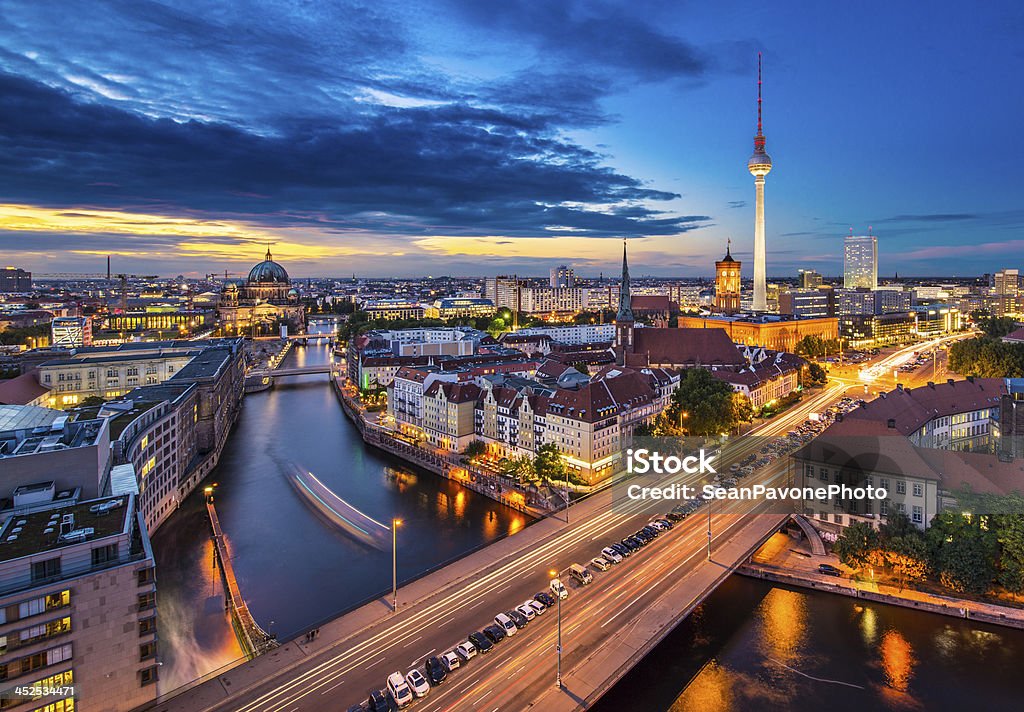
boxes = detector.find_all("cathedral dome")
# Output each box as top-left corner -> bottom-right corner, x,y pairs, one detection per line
248,248 -> 289,284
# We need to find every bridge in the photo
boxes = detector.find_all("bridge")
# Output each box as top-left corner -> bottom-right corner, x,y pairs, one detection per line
143,383 -> 849,712
253,364 -> 333,377
205,499 -> 278,660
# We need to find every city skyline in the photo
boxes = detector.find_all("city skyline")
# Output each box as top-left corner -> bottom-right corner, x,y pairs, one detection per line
1,1 -> 1022,278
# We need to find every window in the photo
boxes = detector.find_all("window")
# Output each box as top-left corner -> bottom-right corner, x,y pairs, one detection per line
912,505 -> 923,524
31,558 -> 61,583
137,567 -> 155,586
139,617 -> 156,637
819,467 -> 828,482
913,483 -> 923,497
137,592 -> 155,612
91,544 -> 119,568
139,641 -> 157,661
880,478 -> 889,491
896,481 -> 906,495
880,500 -> 889,516
139,665 -> 159,686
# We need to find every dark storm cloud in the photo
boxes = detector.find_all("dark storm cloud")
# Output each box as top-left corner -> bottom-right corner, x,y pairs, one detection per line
0,73 -> 701,237
442,0 -> 709,80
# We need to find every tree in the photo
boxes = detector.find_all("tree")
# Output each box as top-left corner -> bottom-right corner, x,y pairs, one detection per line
732,393 -> 754,424
996,515 -> 1024,597
486,317 -> 508,337
980,315 -> 1018,339
879,509 -> 917,542
463,440 -> 487,462
803,362 -> 828,388
79,395 -> 107,407
667,368 -> 743,436
885,535 -> 929,592
497,455 -> 536,485
794,336 -> 842,359
926,510 -> 998,594
833,521 -> 880,569
533,443 -> 568,484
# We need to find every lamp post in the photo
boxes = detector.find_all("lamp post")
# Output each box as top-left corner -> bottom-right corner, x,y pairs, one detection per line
391,518 -> 402,613
678,410 -> 689,434
707,494 -> 713,561
549,569 -> 562,689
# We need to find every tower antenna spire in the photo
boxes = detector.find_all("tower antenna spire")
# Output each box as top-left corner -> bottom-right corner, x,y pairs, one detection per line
757,51 -> 763,137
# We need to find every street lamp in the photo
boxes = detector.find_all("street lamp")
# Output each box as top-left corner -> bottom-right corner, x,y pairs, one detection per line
392,518 -> 402,613
549,568 -> 562,689
678,410 -> 689,434
707,493 -> 713,561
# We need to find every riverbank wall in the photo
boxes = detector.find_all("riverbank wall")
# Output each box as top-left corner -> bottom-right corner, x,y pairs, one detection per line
737,564 -> 1024,631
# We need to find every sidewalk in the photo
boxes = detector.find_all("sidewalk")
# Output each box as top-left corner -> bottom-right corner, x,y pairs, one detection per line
739,531 -> 1024,631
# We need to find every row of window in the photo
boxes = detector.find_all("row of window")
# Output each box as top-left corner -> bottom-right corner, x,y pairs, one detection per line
0,643 -> 72,682
0,591 -> 69,626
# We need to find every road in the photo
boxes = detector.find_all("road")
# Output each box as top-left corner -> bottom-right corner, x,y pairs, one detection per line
150,382 -> 847,712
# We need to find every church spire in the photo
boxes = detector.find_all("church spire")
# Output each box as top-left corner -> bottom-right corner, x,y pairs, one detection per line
265,244 -> 273,262
617,239 -> 634,321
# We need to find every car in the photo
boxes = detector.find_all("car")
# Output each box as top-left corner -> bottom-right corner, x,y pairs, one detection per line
533,591 -> 556,608
347,704 -> 367,712
549,577 -> 569,599
818,563 -> 843,577
494,612 -> 518,636
387,672 -> 413,708
569,563 -> 593,585
621,537 -> 640,552
456,640 -> 477,661
666,510 -> 685,522
654,517 -> 673,529
406,668 -> 430,697
649,520 -> 669,531
609,542 -> 631,557
467,631 -> 492,654
441,651 -> 461,672
527,598 -> 547,615
590,556 -> 610,572
642,525 -> 660,537
516,603 -> 536,621
424,656 -> 447,685
367,689 -> 389,712
507,608 -> 529,629
483,623 -> 506,644
601,547 -> 623,563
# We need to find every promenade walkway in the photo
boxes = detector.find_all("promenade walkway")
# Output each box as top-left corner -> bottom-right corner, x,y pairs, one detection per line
206,500 -> 278,659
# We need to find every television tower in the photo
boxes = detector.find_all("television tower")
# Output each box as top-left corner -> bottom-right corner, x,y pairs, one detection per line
748,53 -> 773,312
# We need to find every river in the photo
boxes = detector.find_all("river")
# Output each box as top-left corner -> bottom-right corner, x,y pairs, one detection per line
594,575 -> 1024,711
152,321 -> 528,692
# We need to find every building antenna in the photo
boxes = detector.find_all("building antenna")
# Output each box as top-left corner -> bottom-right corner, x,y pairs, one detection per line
757,52 -> 763,137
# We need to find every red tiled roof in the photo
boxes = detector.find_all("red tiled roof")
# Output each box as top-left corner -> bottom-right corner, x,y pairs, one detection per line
0,370 -> 49,405
628,328 -> 744,368
843,378 -> 1004,436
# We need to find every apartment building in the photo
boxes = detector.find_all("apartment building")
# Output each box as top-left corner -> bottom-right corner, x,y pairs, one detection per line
0,494 -> 158,712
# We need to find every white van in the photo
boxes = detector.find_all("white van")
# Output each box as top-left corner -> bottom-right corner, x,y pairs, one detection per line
549,577 -> 569,599
494,612 -> 518,637
387,671 -> 413,708
569,563 -> 593,585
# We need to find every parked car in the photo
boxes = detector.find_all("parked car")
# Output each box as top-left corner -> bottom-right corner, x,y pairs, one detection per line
456,640 -> 478,661
405,668 -> 430,697
527,598 -> 547,615
483,623 -> 506,644
467,631 -> 492,654
347,703 -> 367,712
609,542 -> 631,557
533,591 -> 556,608
441,651 -> 461,672
516,603 -> 537,621
818,563 -> 843,577
424,656 -> 447,685
494,612 -> 518,637
569,563 -> 593,585
386,672 -> 413,708
549,578 -> 569,599
507,608 -> 529,629
367,689 -> 389,712
601,547 -> 623,563
590,556 -> 610,572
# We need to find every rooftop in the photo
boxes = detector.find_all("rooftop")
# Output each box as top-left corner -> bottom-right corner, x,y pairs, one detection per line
0,495 -> 131,563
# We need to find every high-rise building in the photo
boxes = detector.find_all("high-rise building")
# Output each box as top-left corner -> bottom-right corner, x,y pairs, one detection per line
748,54 -> 772,312
482,276 -> 521,311
0,266 -> 32,292
844,233 -> 878,289
993,269 -> 1020,297
714,240 -> 742,314
549,265 -> 575,289
779,289 -> 830,319
799,269 -> 822,288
